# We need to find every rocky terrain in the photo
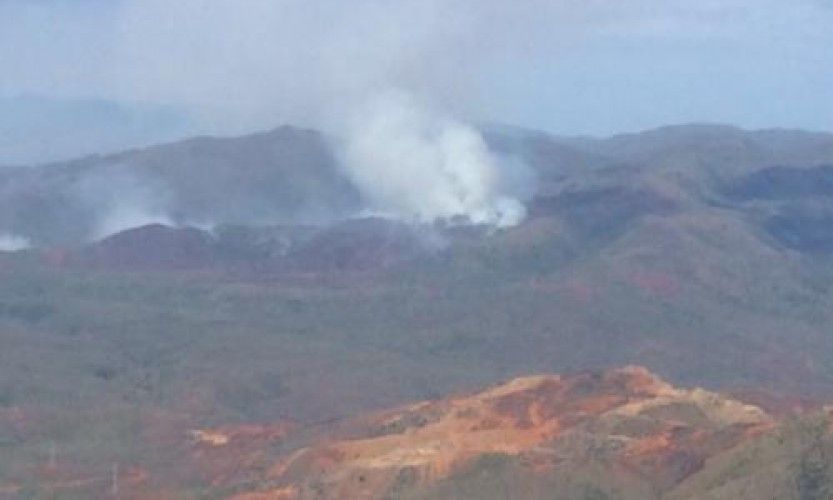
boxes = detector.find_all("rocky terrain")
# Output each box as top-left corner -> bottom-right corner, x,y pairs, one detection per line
218,366 -> 774,499
6,366 -> 828,498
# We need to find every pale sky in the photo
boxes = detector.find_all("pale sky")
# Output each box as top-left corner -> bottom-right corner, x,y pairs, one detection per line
1,0 -> 832,162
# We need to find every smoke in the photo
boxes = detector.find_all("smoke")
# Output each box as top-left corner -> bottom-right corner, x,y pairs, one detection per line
72,165 -> 174,240
0,233 -> 30,252
106,0 -> 540,227
338,90 -> 528,227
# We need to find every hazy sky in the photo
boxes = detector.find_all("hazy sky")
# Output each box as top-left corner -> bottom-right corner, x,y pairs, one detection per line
1,0 -> 832,144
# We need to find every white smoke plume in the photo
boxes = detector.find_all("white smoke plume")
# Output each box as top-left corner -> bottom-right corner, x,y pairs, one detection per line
0,233 -> 30,252
72,164 -> 175,240
338,90 -> 528,227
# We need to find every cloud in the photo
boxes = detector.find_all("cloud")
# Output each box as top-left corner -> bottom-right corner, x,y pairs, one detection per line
105,0 -> 510,130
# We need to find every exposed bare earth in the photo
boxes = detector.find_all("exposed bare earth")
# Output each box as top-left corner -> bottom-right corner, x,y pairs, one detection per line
191,366 -> 775,499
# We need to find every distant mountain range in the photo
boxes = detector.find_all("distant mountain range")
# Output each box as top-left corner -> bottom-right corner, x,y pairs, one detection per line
2,122 -> 833,246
